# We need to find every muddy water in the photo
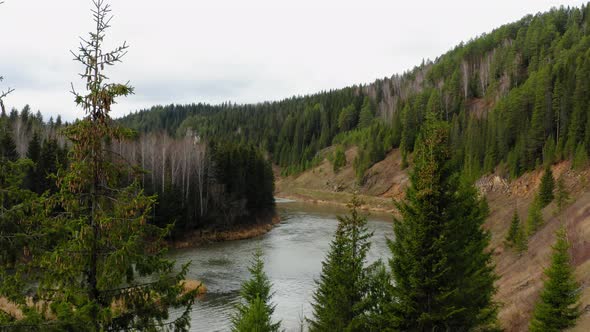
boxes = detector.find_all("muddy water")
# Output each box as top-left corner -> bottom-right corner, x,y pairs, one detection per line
168,199 -> 394,331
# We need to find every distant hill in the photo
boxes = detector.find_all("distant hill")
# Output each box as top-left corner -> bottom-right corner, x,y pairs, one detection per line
120,4 -> 590,184
118,5 -> 590,329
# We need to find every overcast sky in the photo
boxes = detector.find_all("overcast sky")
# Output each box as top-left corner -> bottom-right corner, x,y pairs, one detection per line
0,0 -> 587,121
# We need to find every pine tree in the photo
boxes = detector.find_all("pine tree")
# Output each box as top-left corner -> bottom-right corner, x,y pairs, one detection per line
231,249 -> 280,332
386,110 -> 498,330
527,197 -> 544,236
538,167 -> 555,207
529,228 -> 581,331
308,195 -> 373,332
0,1 -> 195,330
555,176 -> 570,214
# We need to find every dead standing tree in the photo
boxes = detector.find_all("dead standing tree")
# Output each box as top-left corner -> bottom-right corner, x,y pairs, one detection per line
0,76 -> 14,116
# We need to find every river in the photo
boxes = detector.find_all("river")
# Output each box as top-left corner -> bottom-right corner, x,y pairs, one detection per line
168,199 -> 394,331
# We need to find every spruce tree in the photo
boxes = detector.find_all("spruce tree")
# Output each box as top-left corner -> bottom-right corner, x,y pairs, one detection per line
0,129 -> 18,162
538,167 -> 555,208
38,138 -> 59,193
333,146 -> 347,172
308,195 -> 373,332
529,228 -> 581,331
0,158 -> 36,269
358,97 -> 375,128
572,144 -> 588,170
386,109 -> 498,331
26,131 -> 41,163
506,210 -> 521,244
231,249 -> 281,332
25,131 -> 41,193
0,1 -> 195,330
506,210 -> 527,252
555,176 -> 570,214
527,197 -> 544,235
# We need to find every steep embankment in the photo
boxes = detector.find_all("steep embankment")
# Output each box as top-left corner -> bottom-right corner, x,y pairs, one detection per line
276,147 -> 408,213
276,149 -> 590,331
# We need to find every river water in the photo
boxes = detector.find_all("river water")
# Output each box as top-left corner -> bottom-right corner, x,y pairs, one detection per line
169,199 -> 394,331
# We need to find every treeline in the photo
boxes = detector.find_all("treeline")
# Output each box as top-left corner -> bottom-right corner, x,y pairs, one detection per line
1,109 -> 275,237
231,109 -> 582,332
121,4 -> 590,183
120,90 -> 374,176
116,132 -> 275,235
0,107 -> 69,195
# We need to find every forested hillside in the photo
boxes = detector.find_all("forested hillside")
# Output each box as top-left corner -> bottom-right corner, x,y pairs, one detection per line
122,4 -> 590,183
0,110 -> 275,238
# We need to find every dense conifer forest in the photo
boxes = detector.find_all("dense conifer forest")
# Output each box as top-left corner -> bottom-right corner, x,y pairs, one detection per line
2,1 -> 589,330
121,4 -> 590,183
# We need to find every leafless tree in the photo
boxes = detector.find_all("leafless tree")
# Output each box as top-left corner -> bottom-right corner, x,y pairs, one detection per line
0,77 -> 14,116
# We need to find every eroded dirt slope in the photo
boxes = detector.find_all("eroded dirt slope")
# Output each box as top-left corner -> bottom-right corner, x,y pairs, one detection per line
276,150 -> 590,331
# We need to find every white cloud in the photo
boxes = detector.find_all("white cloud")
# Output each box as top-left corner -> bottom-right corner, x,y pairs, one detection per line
0,0 -> 587,120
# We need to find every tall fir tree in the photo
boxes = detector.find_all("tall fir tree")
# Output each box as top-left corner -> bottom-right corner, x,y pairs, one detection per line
529,228 -> 581,331
0,158 -> 36,270
386,109 -> 498,331
308,195 -> 373,332
0,129 -> 18,162
506,210 -> 521,244
572,144 -> 589,170
506,210 -> 527,252
538,167 -> 555,208
0,1 -> 195,330
25,131 -> 42,193
555,176 -> 570,214
527,197 -> 544,236
38,138 -> 60,194
231,249 -> 281,332
358,97 -> 375,129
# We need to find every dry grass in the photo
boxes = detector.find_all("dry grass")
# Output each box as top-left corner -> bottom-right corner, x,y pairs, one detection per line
278,155 -> 590,331
276,147 -> 404,213
0,297 -> 24,320
180,279 -> 207,297
486,162 -> 590,331
170,218 -> 279,249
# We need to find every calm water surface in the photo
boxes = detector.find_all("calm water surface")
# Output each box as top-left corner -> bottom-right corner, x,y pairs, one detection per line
169,199 -> 394,331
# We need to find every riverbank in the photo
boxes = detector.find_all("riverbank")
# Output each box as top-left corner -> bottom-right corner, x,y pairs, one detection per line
169,213 -> 281,249
276,188 -> 396,214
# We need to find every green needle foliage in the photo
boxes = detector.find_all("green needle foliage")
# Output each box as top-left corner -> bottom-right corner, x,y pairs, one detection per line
308,195 -> 373,332
538,167 -> 555,208
529,228 -> 581,332
527,197 -> 544,236
555,176 -> 570,214
0,158 -> 36,270
387,109 -> 498,331
506,210 -> 527,252
0,129 -> 18,162
0,1 -> 195,330
232,249 -> 281,332
332,146 -> 347,173
572,144 -> 589,170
